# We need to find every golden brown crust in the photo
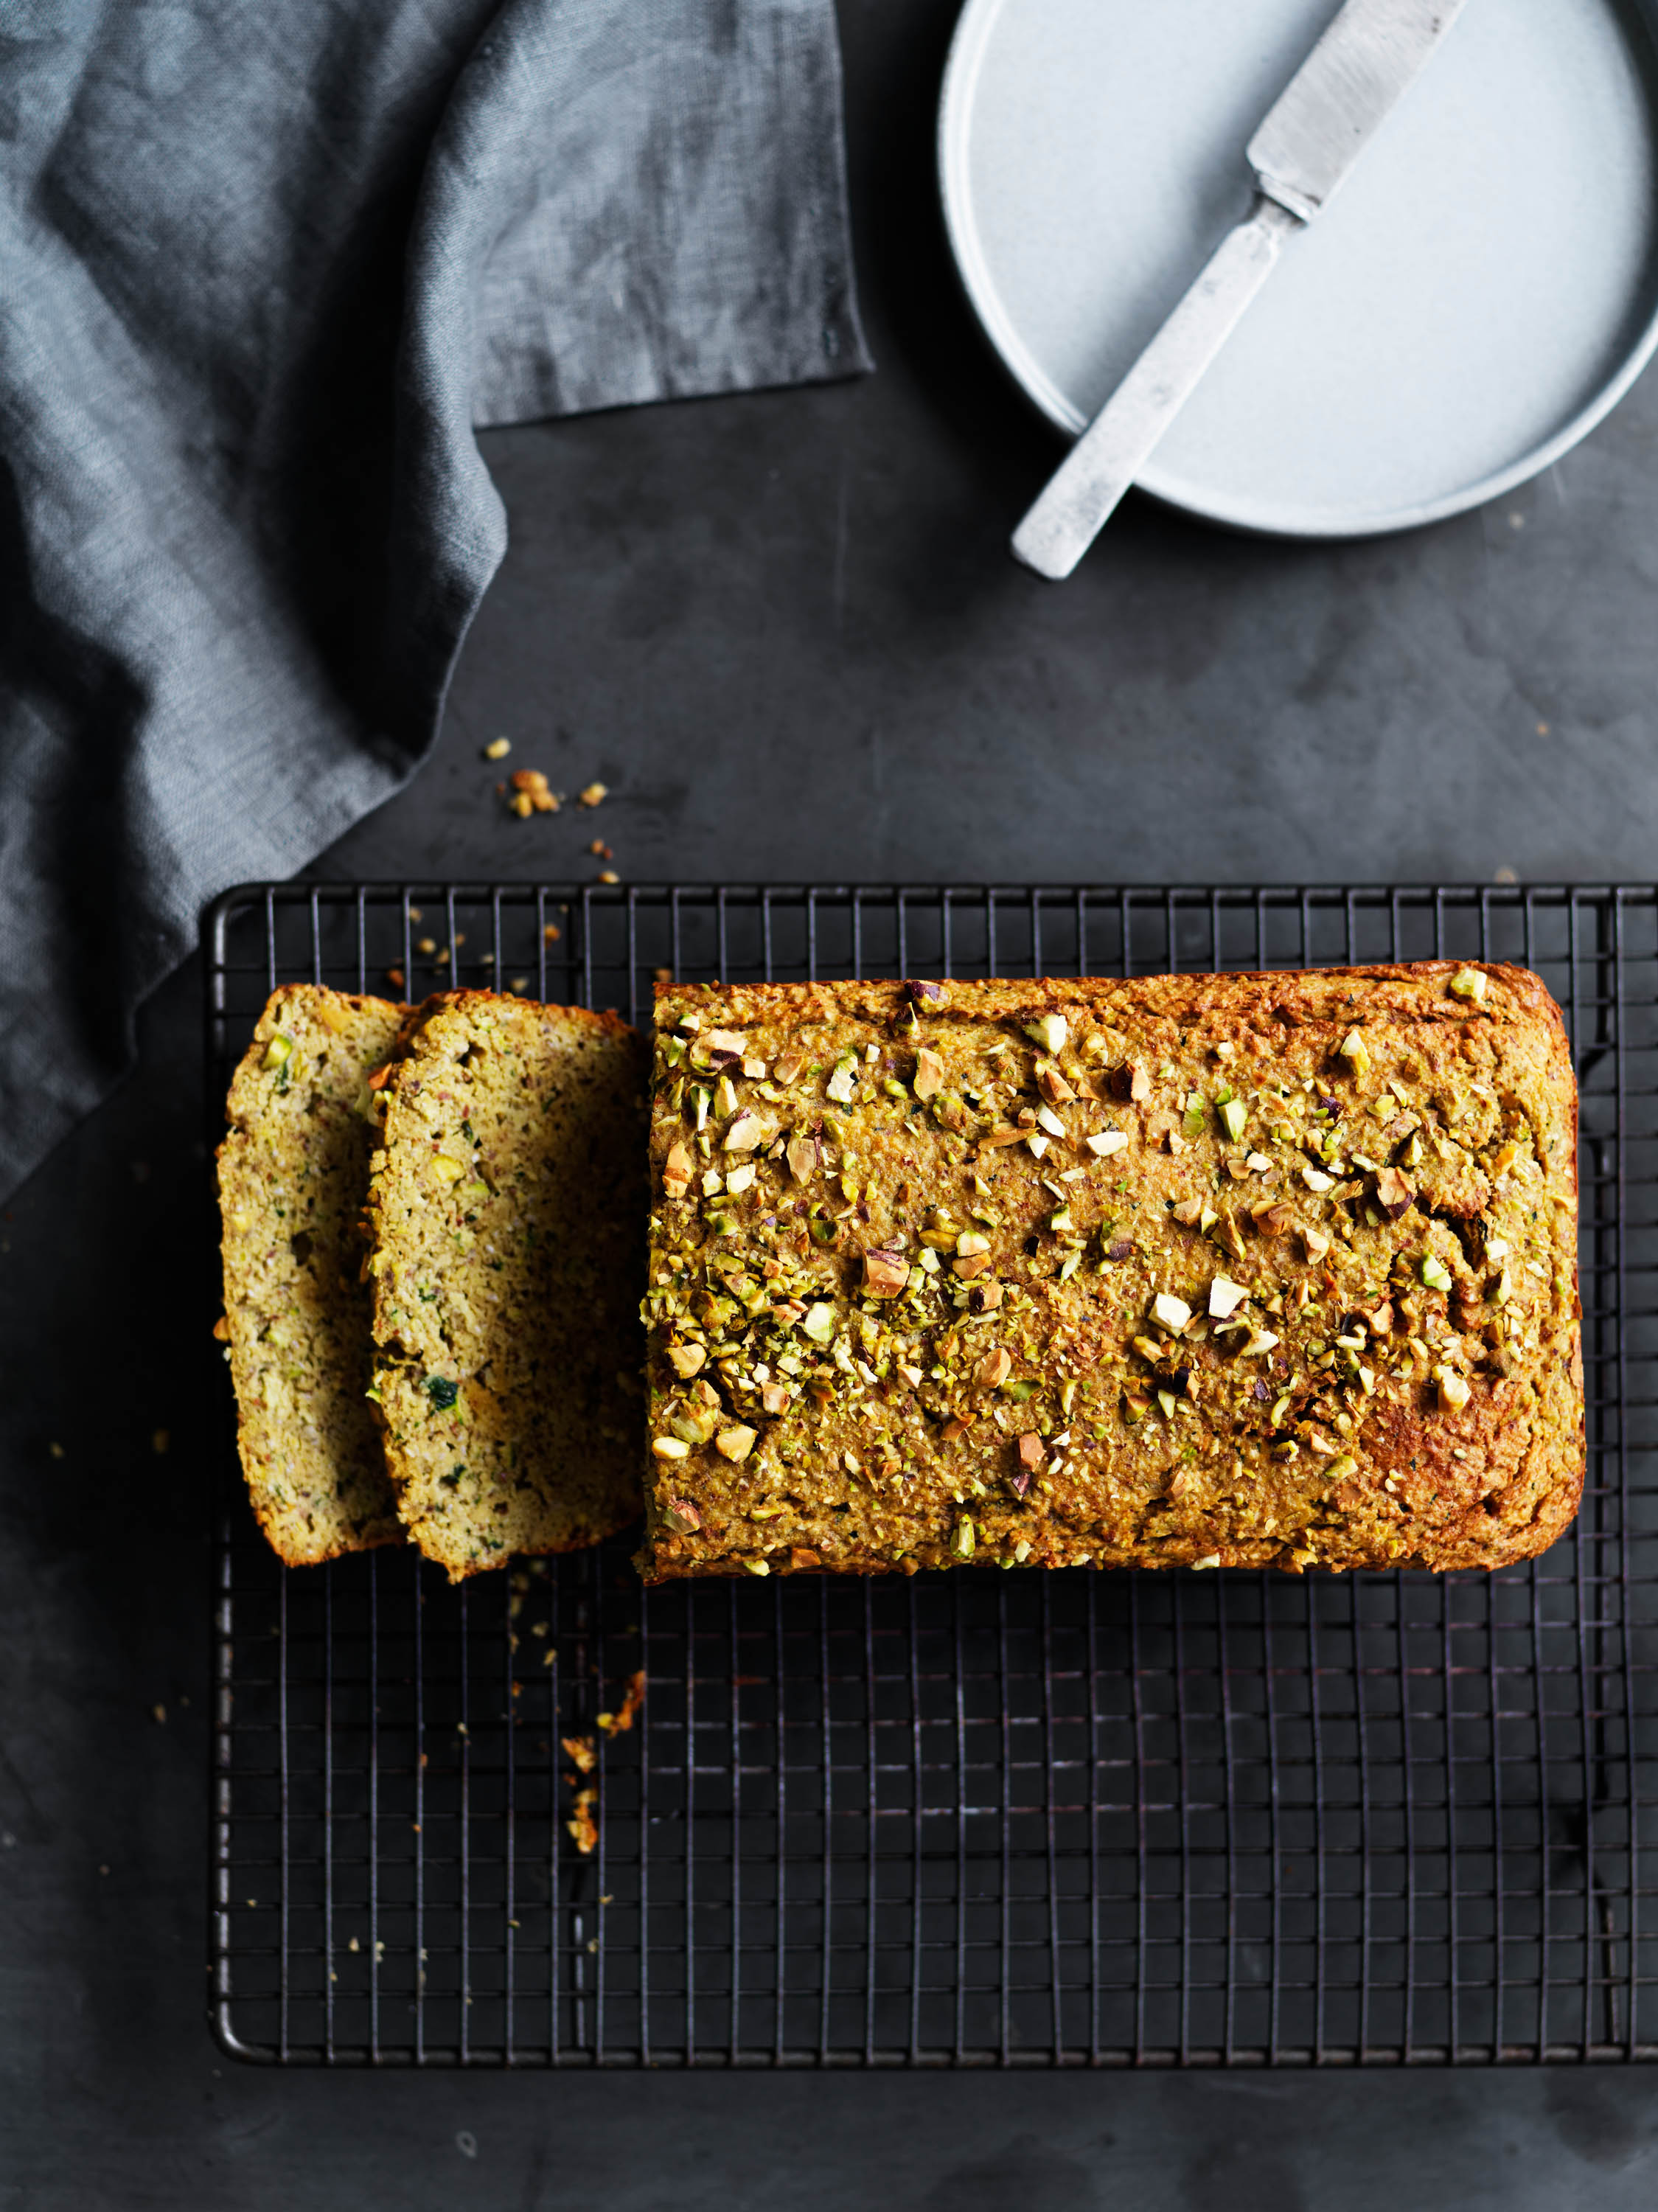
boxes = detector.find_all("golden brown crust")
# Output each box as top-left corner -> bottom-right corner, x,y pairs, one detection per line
218,984 -> 408,1566
636,963 -> 1581,1582
366,990 -> 648,1582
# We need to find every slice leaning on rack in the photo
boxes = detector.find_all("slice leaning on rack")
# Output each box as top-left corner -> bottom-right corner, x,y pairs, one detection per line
363,992 -> 647,1579
217,984 -> 411,1565
217,984 -> 647,1577
218,962 -> 1583,1582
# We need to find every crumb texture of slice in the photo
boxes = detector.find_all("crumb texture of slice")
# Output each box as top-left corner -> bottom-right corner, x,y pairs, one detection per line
638,964 -> 1582,1583
367,992 -> 647,1580
218,984 -> 408,1565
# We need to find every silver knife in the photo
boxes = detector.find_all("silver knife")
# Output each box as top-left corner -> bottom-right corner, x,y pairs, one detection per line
1011,0 -> 1471,580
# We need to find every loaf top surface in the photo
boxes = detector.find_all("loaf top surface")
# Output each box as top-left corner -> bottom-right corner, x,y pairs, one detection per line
218,983 -> 407,1565
366,991 -> 649,1582
638,964 -> 1581,1582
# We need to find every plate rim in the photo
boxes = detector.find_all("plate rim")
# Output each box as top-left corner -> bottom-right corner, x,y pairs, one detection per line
937,0 -> 1658,539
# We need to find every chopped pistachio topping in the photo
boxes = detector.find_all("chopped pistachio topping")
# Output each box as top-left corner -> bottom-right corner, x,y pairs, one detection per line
1025,1014 -> 1068,1054
1339,1029 -> 1372,1079
801,1303 -> 836,1346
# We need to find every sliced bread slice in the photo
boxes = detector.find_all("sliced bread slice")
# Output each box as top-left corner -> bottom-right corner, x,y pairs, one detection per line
365,992 -> 647,1580
218,984 -> 407,1565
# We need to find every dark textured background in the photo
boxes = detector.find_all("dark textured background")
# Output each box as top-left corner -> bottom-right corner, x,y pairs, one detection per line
3,0 -> 1656,2200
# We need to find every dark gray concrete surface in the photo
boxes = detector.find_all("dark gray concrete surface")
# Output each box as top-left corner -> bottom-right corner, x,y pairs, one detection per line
3,0 -> 1657,2202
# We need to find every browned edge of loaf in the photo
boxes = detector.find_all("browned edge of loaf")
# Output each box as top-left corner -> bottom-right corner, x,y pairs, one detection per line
217,982 -> 409,1568
636,963 -> 1582,1582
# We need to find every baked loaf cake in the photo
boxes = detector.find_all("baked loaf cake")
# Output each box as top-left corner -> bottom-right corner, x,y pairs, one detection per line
366,992 -> 648,1580
218,984 -> 407,1565
638,964 -> 1581,1581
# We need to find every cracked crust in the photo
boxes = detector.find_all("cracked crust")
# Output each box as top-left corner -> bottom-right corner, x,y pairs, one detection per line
637,963 -> 1582,1582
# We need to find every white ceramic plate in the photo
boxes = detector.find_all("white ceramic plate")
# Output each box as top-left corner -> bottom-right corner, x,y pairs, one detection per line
939,0 -> 1658,536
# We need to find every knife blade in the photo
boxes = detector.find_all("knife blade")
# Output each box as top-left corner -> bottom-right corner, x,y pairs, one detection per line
1011,0 -> 1471,580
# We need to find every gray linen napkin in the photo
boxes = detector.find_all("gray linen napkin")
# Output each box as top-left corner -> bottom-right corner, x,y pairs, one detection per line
0,0 -> 869,1199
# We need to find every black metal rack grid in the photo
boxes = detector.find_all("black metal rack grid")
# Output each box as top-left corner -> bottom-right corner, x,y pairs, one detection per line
206,883 -> 1657,2067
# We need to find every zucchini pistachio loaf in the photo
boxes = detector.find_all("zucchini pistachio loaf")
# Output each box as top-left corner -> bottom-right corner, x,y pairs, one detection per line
365,992 -> 649,1581
638,964 -> 1581,1581
217,984 -> 408,1565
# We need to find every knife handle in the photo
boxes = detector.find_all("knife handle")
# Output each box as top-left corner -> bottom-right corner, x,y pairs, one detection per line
1011,196 -> 1301,580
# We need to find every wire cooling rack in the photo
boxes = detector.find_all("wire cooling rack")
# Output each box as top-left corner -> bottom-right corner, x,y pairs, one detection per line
205,883 -> 1655,2066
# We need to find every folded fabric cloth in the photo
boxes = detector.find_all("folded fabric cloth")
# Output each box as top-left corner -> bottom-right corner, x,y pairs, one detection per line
0,0 -> 869,1200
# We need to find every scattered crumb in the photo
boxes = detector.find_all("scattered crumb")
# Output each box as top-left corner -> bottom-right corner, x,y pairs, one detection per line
479,952 -> 494,965
653,967 -> 673,984
1494,867 -> 1518,886
151,1703 -> 166,1725
567,1787 -> 599,1855
386,967 -> 405,989
509,977 -> 529,995
588,840 -> 611,860
543,923 -> 561,943
596,1671 -> 647,1737
48,1443 -> 63,1461
151,1429 -> 169,1455
509,769 -> 559,815
562,1734 -> 597,1773
579,782 -> 607,807
347,1936 -> 359,1952
484,737 -> 512,760
598,870 -> 620,886
417,938 -> 436,955
407,906 -> 422,923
